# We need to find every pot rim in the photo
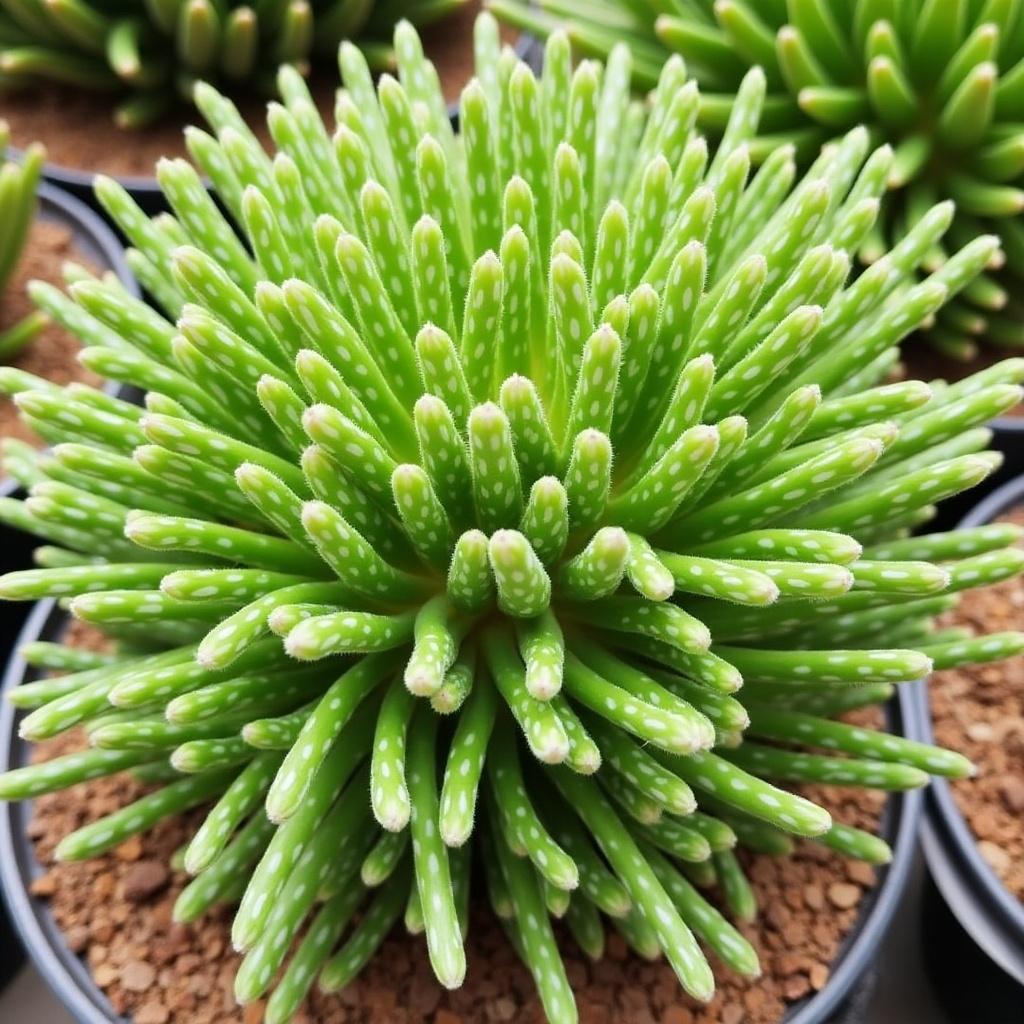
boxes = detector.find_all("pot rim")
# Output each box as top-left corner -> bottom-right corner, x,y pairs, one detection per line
1,600 -> 923,1024
36,180 -> 138,297
0,601 -> 120,1021
0,180 -> 139,501
918,471 -> 1024,986
785,678 -> 923,1024
991,417 -> 1024,435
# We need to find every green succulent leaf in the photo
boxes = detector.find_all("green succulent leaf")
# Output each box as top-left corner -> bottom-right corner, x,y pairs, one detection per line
1,16 -> 1022,1024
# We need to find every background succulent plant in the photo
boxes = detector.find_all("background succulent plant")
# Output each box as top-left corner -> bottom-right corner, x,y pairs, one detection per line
491,0 -> 1024,361
0,0 -> 468,126
2,15 -> 1024,1024
0,122 -> 47,362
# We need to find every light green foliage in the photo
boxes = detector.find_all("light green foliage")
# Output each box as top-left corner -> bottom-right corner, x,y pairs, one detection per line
1,16 -> 1023,1024
491,0 -> 1024,358
0,123 -> 47,361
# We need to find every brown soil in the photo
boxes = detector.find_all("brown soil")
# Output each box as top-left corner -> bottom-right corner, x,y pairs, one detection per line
930,506 -> 1024,900
418,0 -> 492,108
61,617 -> 116,655
23,623 -> 888,1024
1,1 -> 502,181
900,339 -> 1024,419
0,218 -> 102,453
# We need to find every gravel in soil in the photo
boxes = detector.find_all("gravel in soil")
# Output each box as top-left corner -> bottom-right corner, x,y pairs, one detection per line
931,506 -> 1024,899
1,0 -> 498,181
27,763 -> 886,1024
0,218 -> 102,450
21,626 -> 889,1024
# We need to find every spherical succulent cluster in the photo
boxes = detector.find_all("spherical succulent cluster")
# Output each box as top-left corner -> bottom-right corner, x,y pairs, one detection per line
0,0 -> 467,126
2,16 -> 1024,1024
491,0 -> 1024,359
0,122 -> 46,361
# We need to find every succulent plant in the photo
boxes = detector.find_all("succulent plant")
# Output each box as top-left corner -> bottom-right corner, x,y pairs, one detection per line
2,15 -> 1024,1023
0,0 -> 468,126
491,0 -> 1024,360
0,122 -> 47,362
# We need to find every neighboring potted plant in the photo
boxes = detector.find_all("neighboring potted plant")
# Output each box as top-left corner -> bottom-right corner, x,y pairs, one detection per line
0,121 -> 135,997
0,16 -> 1023,1023
916,472 -> 1024,1021
0,0 -> 516,211
0,130 -> 49,370
490,0 -> 1024,365
0,125 -> 139,598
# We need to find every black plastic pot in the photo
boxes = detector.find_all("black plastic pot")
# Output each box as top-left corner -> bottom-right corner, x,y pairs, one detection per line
0,904 -> 18,992
929,416 -> 1024,533
0,599 -> 922,1023
1,181 -> 139,645
782,682 -> 924,1024
990,418 -> 1024,489
917,472 -> 1024,1019
26,152 -> 168,217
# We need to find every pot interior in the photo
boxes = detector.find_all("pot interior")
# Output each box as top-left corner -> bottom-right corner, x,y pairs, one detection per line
1,603 -> 923,1024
